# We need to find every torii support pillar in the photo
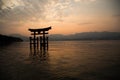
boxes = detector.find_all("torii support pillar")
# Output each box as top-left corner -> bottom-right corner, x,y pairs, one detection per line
28,26 -> 52,52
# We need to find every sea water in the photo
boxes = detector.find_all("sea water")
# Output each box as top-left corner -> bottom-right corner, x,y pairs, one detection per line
0,40 -> 120,80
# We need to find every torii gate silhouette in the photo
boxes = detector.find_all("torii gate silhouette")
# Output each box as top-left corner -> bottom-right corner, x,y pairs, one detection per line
28,26 -> 52,52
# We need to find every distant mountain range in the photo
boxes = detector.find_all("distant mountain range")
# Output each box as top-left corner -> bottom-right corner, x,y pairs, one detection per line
10,34 -> 28,41
0,34 -> 23,46
10,32 -> 120,41
49,32 -> 120,41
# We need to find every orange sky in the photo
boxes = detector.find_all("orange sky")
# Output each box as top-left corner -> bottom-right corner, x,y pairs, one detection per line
0,0 -> 120,36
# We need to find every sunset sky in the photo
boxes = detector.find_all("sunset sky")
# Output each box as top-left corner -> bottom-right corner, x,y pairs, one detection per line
0,0 -> 120,36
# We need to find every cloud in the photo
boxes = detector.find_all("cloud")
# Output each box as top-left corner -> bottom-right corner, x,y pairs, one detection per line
113,14 -> 120,17
112,14 -> 120,22
0,0 -> 71,34
0,0 -> 71,22
0,0 -> 97,23
74,0 -> 96,2
0,0 -> 50,21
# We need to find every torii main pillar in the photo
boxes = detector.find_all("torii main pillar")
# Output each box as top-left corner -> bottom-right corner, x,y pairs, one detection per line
28,26 -> 52,52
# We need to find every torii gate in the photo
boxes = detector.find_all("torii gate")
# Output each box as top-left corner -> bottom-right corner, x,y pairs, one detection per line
28,26 -> 52,51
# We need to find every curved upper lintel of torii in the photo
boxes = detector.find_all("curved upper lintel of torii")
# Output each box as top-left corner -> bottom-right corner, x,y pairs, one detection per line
28,26 -> 52,32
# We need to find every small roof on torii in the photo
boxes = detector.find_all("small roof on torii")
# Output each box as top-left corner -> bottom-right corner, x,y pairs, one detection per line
28,26 -> 52,32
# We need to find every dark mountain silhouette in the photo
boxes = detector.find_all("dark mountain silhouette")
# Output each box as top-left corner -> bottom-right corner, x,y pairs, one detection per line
0,34 -> 23,46
10,34 -> 29,41
9,32 -> 120,41
49,32 -> 120,41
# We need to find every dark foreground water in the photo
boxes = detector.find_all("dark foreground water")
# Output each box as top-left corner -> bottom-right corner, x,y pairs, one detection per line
0,41 -> 120,80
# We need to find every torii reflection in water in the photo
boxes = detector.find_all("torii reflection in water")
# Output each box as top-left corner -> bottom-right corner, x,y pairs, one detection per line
29,47 -> 49,61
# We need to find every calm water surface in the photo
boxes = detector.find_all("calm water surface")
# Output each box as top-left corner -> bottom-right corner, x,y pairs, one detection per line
0,41 -> 120,80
